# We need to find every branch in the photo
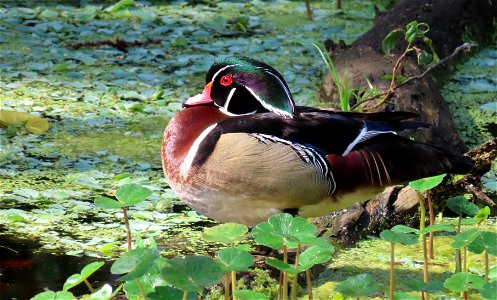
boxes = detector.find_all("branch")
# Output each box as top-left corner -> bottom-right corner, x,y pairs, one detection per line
350,42 -> 478,111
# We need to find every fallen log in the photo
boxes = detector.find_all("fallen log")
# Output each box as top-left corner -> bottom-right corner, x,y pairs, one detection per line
315,0 -> 497,245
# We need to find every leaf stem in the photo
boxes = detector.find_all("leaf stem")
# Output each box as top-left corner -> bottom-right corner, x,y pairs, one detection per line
283,245 -> 289,300
427,190 -> 435,259
306,269 -> 313,300
83,279 -> 94,293
136,279 -> 147,300
389,242 -> 395,300
231,271 -> 237,300
485,251 -> 489,282
122,206 -> 132,251
455,214 -> 462,272
182,291 -> 188,300
422,234 -> 429,300
291,245 -> 301,300
225,272 -> 230,300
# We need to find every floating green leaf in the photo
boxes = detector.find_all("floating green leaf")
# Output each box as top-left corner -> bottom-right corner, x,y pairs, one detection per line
202,223 -> 248,245
160,256 -> 223,292
409,174 -> 446,191
446,195 -> 479,216
63,261 -> 105,291
217,247 -> 254,272
334,274 -> 381,298
444,272 -> 485,292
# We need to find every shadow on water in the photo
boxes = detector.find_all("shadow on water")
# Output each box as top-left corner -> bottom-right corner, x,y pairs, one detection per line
0,231 -> 116,300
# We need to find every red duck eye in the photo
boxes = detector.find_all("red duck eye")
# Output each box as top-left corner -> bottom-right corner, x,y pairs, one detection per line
220,75 -> 233,86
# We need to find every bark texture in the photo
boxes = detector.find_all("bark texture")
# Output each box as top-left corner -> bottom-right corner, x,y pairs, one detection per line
316,0 -> 497,245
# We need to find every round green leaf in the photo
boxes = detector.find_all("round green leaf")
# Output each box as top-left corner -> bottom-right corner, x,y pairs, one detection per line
334,274 -> 380,298
382,29 -> 401,56
444,272 -> 485,292
252,213 -> 317,250
265,257 -> 298,275
380,229 -> 418,245
111,247 -> 160,281
147,286 -> 196,300
475,206 -> 491,224
480,281 -> 497,300
405,280 -> 444,292
63,261 -> 105,291
451,228 -> 480,249
160,256 -> 223,292
31,291 -> 75,300
202,223 -> 248,245
94,196 -> 123,209
408,174 -> 446,191
419,224 -> 456,235
467,231 -> 497,255
115,184 -> 152,206
217,247 -> 253,272
88,284 -> 113,299
298,245 -> 334,271
446,196 -> 479,216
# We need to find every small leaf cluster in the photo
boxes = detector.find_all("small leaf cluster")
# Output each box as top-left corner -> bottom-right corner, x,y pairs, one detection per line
382,20 -> 440,66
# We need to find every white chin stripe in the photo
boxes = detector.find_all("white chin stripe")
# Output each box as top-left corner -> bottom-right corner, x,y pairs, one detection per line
180,123 -> 218,176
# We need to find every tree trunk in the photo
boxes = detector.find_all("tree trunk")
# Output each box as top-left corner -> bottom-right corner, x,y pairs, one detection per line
316,0 -> 497,245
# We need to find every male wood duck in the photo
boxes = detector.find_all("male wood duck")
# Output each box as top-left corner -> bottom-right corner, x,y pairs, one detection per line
162,57 -> 474,226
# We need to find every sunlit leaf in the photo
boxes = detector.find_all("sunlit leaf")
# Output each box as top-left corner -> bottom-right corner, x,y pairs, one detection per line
380,229 -> 418,245
234,290 -> 269,300
451,228 -> 479,249
334,274 -> 380,298
95,196 -> 122,209
63,261 -> 105,291
217,247 -> 253,272
467,231 -> 497,255
115,184 -> 152,206
202,223 -> 248,245
111,247 -> 160,281
444,272 -> 484,292
409,174 -> 446,191
31,290 -> 75,300
160,256 -> 223,292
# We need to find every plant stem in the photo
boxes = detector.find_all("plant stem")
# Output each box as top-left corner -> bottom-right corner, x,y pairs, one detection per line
463,291 -> 468,300
336,0 -> 342,9
463,246 -> 467,272
182,291 -> 188,300
283,245 -> 289,300
417,191 -> 426,232
291,245 -> 301,300
455,214 -> 462,273
485,251 -> 489,282
122,206 -> 132,251
422,234 -> 429,300
304,0 -> 313,20
427,190 -> 435,259
83,279 -> 95,293
306,269 -> 313,300
224,272 -> 230,300
389,242 -> 395,300
231,271 -> 237,300
136,279 -> 147,300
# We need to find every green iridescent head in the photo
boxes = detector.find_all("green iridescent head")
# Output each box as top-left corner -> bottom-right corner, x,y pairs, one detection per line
205,57 -> 295,117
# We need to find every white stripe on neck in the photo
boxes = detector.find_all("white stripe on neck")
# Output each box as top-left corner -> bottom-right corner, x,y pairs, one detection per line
180,123 -> 218,176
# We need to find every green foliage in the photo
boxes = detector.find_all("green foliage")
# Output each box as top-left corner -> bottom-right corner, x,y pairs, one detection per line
451,228 -> 480,249
404,280 -> 444,293
251,213 -> 318,249
466,231 -> 497,255
234,290 -> 269,300
95,184 -> 152,208
147,286 -> 195,300
63,261 -> 105,291
444,272 -> 485,292
408,174 -> 446,191
380,229 -> 418,245
160,256 -> 224,293
480,281 -> 497,300
334,274 -> 380,298
202,223 -> 248,245
111,246 -> 160,281
446,196 -> 479,216
475,206 -> 491,224
31,291 -> 75,300
217,247 -> 254,272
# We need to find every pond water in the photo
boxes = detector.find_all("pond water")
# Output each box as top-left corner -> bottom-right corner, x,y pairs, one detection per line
0,0 -> 495,298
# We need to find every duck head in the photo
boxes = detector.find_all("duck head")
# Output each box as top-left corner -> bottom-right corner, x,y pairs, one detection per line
184,57 -> 295,117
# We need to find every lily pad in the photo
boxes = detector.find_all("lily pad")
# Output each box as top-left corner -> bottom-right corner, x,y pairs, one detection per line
202,223 -> 248,245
